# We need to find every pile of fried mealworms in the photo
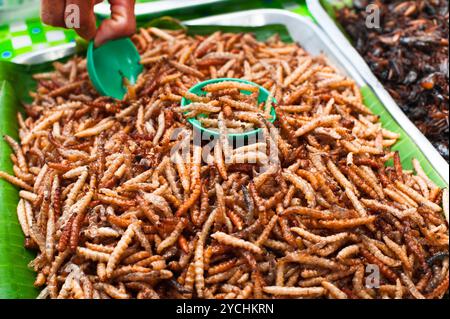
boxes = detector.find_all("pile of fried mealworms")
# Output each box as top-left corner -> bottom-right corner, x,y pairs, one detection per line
0,26 -> 449,299
337,0 -> 449,161
179,81 -> 274,134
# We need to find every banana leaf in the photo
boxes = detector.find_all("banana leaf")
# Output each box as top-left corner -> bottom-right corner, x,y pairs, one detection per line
0,18 -> 294,299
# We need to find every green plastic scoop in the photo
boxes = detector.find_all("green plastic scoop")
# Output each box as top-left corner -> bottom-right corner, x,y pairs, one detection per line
181,78 -> 277,141
87,38 -> 143,100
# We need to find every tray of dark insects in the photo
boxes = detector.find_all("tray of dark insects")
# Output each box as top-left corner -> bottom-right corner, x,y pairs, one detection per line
0,8 -> 448,299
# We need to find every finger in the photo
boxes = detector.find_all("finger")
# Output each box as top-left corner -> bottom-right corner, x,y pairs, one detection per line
41,0 -> 66,27
65,0 -> 97,40
94,0 -> 136,47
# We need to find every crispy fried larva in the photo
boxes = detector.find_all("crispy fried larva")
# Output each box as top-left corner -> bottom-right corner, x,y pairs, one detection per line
4,135 -> 28,173
400,273 -> 425,299
22,111 -> 65,145
291,227 -> 348,244
333,92 -> 372,115
63,169 -> 88,217
294,115 -> 341,137
230,152 -> 268,166
45,205 -> 56,261
360,248 -> 398,282
427,272 -> 449,299
178,102 -> 221,114
203,81 -> 259,93
357,165 -> 384,198
312,216 -> 376,230
383,236 -> 412,271
285,251 -> 345,271
217,112 -> 231,161
149,27 -> 174,42
283,57 -> 312,87
75,119 -> 115,138
85,242 -> 114,254
336,244 -> 360,260
77,247 -> 110,262
321,281 -> 347,299
263,286 -> 325,297
253,164 -> 277,190
205,267 -> 237,284
281,206 -> 335,219
211,232 -> 263,255
175,145 -> 202,217
219,97 -> 258,112
69,189 -> 94,250
236,283 -> 253,299
194,208 -> 219,298
412,158 -> 439,191
263,239 -> 292,252
361,199 -> 407,220
282,171 -> 316,208
255,214 -> 278,246
395,181 -> 442,213
157,219 -> 185,253
384,186 -> 418,209
0,171 -> 33,191
170,60 -> 204,78
95,283 -> 131,299
214,140 -> 228,181
327,160 -> 367,217
17,199 -> 30,238
362,236 -> 401,268
279,105 -> 312,113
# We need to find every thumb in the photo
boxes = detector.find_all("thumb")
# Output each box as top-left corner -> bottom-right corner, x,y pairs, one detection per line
94,0 -> 136,47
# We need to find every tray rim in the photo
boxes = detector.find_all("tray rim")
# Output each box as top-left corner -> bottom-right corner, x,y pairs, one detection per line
306,0 -> 449,186
94,0 -> 234,17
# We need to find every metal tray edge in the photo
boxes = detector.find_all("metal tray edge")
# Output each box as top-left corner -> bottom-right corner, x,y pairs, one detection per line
94,0 -> 231,17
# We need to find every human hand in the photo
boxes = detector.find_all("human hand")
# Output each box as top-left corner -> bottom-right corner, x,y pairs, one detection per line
41,0 -> 136,47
